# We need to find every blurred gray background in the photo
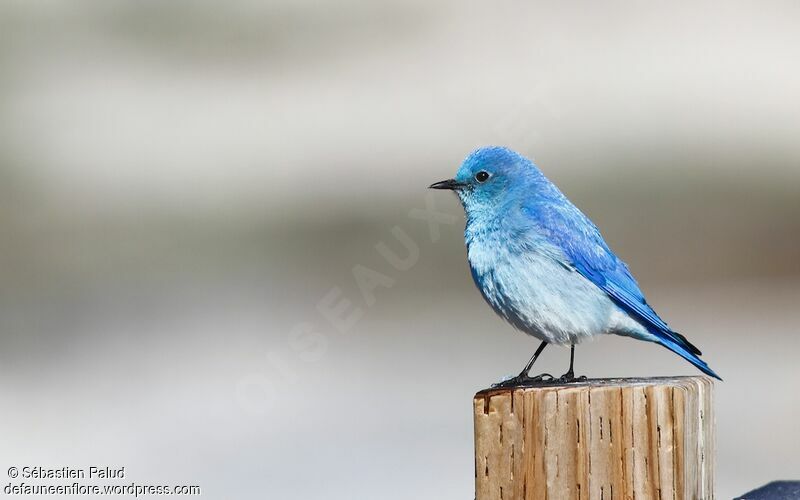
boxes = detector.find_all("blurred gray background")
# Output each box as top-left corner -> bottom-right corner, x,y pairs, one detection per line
1,1 -> 799,499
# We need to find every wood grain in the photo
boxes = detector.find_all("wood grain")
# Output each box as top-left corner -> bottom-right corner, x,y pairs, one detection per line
474,377 -> 714,500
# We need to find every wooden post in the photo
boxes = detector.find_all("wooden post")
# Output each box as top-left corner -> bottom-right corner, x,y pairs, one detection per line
473,377 -> 714,500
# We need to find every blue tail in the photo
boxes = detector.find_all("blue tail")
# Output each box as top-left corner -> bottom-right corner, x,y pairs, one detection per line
655,337 -> 722,380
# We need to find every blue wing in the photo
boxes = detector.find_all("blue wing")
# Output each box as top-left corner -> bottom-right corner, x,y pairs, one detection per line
522,198 -> 720,379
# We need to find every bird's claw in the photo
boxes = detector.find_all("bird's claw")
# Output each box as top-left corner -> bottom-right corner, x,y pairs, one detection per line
555,372 -> 587,383
492,373 -> 554,388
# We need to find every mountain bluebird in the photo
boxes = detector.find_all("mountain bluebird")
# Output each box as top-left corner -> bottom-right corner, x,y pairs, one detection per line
430,146 -> 720,383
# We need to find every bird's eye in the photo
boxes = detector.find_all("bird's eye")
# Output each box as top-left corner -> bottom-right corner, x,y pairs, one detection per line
475,171 -> 490,183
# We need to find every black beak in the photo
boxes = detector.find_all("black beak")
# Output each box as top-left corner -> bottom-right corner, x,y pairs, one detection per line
429,178 -> 465,190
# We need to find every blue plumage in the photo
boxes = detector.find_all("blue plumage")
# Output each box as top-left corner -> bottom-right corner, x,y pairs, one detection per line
430,146 -> 720,380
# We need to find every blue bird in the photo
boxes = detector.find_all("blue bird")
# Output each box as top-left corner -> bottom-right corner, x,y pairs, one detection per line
430,146 -> 720,383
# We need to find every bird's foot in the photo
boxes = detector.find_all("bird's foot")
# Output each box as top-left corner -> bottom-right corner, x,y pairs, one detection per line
555,370 -> 587,383
492,373 -> 554,388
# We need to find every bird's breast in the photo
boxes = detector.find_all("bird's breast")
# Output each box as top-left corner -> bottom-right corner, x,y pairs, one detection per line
466,231 -> 614,345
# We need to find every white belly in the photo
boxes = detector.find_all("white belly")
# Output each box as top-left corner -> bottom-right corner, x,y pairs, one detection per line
468,243 -> 648,345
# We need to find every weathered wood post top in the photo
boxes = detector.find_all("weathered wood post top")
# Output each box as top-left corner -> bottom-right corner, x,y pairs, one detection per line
474,376 -> 715,500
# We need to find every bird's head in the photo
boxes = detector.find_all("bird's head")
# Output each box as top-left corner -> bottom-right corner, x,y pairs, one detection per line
430,146 -> 545,215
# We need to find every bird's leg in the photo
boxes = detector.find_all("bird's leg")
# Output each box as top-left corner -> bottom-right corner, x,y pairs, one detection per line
493,341 -> 552,387
557,344 -> 587,383
519,340 -> 549,378
564,344 -> 575,380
